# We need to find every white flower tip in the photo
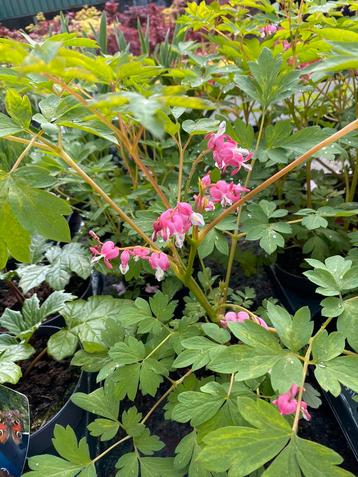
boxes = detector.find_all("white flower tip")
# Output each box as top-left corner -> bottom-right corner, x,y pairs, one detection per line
218,121 -> 226,135
191,212 -> 205,227
91,255 -> 103,264
155,268 -> 165,281
119,264 -> 129,274
175,234 -> 185,248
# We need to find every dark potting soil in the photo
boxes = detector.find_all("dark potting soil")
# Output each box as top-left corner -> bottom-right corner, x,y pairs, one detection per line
12,335 -> 80,433
0,276 -> 90,317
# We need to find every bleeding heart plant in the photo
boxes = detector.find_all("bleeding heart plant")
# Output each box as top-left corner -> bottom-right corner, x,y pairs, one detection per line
0,3 -> 357,475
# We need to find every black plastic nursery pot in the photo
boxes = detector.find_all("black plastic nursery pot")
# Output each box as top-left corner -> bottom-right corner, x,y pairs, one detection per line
270,263 -> 321,317
268,266 -> 358,464
20,325 -> 88,457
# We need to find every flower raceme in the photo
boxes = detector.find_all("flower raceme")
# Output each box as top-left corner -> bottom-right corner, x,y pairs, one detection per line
206,122 -> 253,175
273,384 -> 311,421
89,234 -> 171,282
220,311 -> 268,329
152,202 -> 204,248
120,247 -> 169,281
260,24 -> 278,38
209,180 -> 249,207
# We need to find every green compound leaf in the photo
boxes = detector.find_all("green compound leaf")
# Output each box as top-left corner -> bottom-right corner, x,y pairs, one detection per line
267,304 -> 313,352
5,89 -> 32,128
337,297 -> 358,352
7,175 -> 72,242
263,436 -> 354,477
314,356 -> 358,397
25,425 -> 95,477
197,398 -> 291,476
0,112 -> 23,137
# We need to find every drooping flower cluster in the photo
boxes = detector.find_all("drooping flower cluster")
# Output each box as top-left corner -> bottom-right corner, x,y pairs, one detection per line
209,180 -> 249,207
273,384 -> 311,421
260,24 -> 278,38
205,122 -> 253,175
194,173 -> 248,212
89,233 -> 170,281
120,247 -> 170,281
152,202 -> 204,248
220,311 -> 268,329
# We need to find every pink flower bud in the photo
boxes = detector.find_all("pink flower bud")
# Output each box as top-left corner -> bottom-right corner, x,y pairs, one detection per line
260,24 -> 278,38
152,202 -> 195,248
194,195 -> 215,212
220,311 -> 238,328
148,252 -> 170,281
119,250 -> 131,274
209,180 -> 249,207
201,173 -> 211,189
273,384 -> 311,421
89,230 -> 100,241
131,246 -> 150,261
90,240 -> 119,269
206,124 -> 253,175
220,310 -> 268,329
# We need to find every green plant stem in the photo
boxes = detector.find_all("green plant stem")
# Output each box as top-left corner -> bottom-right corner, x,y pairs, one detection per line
59,148 -> 157,247
91,369 -> 192,465
184,149 -> 209,199
141,368 -> 192,424
184,274 -> 217,322
176,134 -> 190,202
185,240 -> 198,283
47,75 -> 170,208
144,333 -> 173,361
9,132 -> 42,172
292,338 -> 312,433
5,135 -> 53,152
91,435 -> 132,465
306,159 -> 312,208
342,349 -> 358,356
292,315 -> 334,433
199,119 -> 358,243
226,373 -> 235,399
344,166 -> 350,202
221,110 -> 266,304
185,225 -> 199,282
348,154 -> 358,202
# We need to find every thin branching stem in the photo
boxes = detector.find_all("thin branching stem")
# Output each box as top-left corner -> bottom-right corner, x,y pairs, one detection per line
199,119 -> 358,243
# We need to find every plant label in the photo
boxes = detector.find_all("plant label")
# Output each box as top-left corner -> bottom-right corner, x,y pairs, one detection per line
0,385 -> 30,477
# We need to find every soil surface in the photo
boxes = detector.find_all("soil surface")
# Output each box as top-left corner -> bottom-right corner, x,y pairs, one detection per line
0,276 -> 90,317
0,280 -> 56,315
12,334 -> 80,433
